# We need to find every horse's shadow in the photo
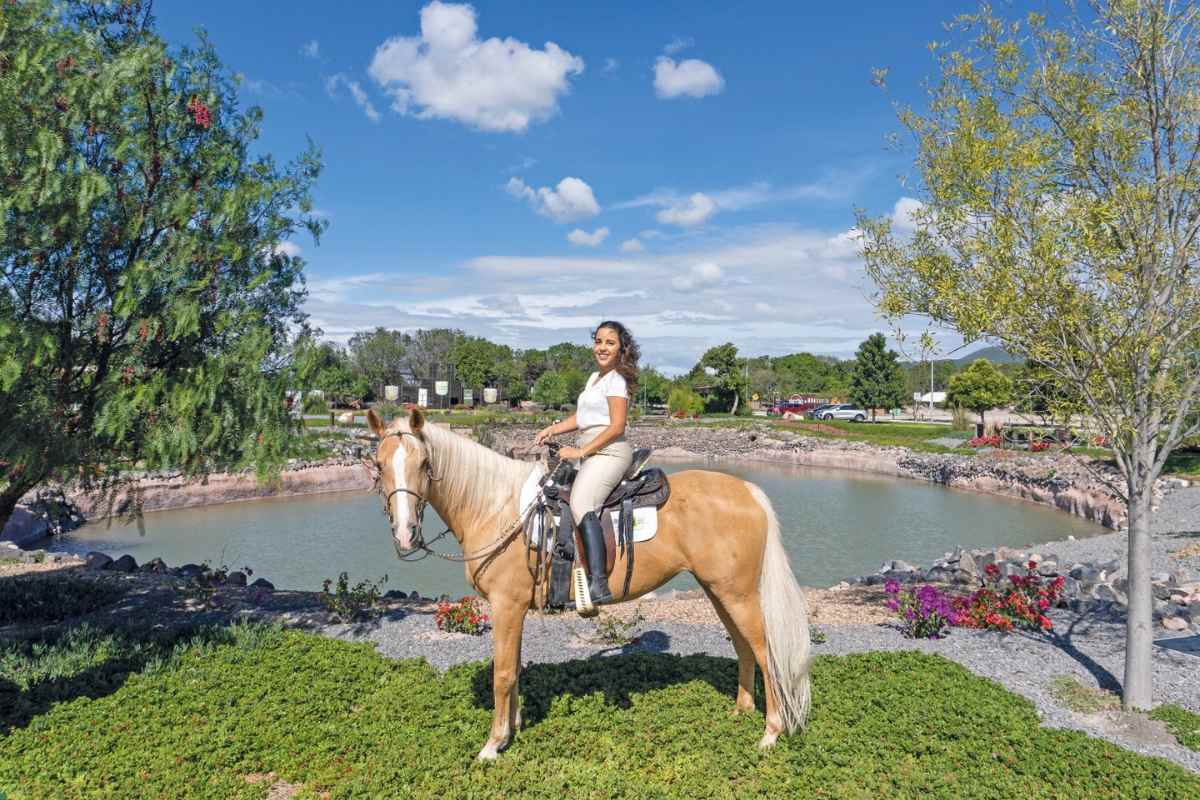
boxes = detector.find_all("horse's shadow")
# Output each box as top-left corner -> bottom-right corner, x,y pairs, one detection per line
470,647 -> 765,727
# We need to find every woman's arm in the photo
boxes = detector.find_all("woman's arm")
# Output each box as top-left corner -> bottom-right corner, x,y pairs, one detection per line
577,396 -> 628,457
534,412 -> 579,445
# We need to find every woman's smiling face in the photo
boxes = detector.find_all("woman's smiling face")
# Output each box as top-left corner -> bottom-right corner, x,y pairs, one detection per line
593,326 -> 620,371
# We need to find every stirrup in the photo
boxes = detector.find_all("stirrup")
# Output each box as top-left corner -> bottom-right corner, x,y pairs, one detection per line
573,567 -> 598,617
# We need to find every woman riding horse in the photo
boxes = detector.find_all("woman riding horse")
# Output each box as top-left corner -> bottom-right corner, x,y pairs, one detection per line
534,320 -> 638,606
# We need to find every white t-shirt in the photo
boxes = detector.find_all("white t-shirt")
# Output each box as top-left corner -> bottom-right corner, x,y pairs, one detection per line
576,370 -> 629,428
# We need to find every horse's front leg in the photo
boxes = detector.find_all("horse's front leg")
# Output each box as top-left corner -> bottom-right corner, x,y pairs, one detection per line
477,599 -> 526,761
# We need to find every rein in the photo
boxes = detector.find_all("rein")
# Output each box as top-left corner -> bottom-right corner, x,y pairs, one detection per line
370,431 -> 547,564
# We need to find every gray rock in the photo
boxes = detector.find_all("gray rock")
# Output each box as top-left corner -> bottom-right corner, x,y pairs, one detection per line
177,563 -> 205,579
891,559 -> 917,573
85,551 -> 113,570
140,557 -> 168,573
1093,584 -> 1127,605
107,554 -> 137,572
249,578 -> 275,591
20,549 -> 47,564
958,551 -> 977,577
1070,564 -> 1100,583
225,571 -> 247,587
384,589 -> 407,599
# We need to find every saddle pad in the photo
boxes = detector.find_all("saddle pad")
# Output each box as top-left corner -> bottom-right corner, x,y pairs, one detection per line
522,465 -> 659,547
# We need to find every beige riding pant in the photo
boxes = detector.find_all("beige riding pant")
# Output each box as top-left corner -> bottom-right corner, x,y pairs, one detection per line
570,426 -> 633,525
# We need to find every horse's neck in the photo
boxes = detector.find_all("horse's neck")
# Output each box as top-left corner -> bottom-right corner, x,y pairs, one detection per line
424,426 -> 530,548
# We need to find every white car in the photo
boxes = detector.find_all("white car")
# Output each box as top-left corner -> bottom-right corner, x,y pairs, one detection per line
820,404 -> 868,422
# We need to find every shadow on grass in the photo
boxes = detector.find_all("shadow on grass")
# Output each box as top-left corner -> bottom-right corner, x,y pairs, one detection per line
470,649 -> 766,727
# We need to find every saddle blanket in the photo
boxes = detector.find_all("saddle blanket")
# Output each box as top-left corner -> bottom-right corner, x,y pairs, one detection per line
520,465 -> 659,548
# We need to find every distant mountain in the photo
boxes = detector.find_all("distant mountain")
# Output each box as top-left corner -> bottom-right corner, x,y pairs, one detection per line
953,345 -> 1021,365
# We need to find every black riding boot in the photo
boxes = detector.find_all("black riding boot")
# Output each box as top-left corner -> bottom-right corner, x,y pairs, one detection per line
579,511 -> 613,605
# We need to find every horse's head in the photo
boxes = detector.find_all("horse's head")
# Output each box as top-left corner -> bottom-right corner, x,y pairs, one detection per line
366,406 -> 433,554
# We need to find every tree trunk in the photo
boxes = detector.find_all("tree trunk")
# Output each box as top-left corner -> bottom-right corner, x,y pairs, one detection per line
730,391 -> 739,415
1122,489 -> 1154,710
0,477 -> 39,540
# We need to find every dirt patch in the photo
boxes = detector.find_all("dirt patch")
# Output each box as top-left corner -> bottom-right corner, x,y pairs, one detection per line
1085,711 -> 1181,749
1173,541 -> 1200,560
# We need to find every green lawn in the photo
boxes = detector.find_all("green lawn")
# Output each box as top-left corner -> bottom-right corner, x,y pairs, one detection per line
1,623 -> 1196,799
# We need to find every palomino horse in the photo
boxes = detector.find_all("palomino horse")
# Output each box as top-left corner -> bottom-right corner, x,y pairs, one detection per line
367,407 -> 811,761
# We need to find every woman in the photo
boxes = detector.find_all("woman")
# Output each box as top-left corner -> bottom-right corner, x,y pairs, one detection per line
534,321 -> 639,605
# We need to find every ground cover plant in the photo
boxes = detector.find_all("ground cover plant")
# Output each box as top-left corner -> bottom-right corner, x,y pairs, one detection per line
1152,704 -> 1200,752
0,625 -> 1196,798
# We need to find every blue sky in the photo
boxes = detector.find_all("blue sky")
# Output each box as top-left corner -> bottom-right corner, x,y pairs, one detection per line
154,1 -> 1022,374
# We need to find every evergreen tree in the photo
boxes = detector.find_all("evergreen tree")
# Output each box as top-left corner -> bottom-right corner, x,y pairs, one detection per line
848,334 -> 907,421
0,1 -> 324,531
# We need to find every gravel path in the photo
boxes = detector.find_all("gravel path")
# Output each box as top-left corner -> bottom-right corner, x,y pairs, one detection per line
320,486 -> 1200,774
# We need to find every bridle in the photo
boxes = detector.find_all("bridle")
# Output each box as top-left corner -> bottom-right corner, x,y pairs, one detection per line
370,430 -> 443,560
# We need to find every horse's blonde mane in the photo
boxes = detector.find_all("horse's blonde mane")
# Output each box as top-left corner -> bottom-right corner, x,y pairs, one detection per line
394,419 -> 535,524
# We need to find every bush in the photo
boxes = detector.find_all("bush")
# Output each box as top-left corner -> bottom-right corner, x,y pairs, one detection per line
434,596 -> 489,635
883,581 -> 960,639
667,387 -> 704,417
957,562 -> 1065,632
320,572 -> 387,622
302,393 -> 329,414
0,575 -> 126,625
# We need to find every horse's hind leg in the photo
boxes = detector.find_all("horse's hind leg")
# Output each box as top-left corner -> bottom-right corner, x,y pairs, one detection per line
478,600 -> 526,761
701,586 -> 757,714
704,588 -> 784,749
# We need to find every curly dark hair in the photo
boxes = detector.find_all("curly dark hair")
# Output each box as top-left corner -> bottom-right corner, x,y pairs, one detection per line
592,320 -> 640,398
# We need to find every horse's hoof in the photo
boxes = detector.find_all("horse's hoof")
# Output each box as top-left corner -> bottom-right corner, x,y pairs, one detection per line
477,743 -> 500,762
758,733 -> 779,750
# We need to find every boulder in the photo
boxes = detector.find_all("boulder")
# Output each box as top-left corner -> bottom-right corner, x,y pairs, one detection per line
176,563 -> 205,579
85,551 -> 113,570
957,551 -> 977,577
891,559 -> 918,574
140,557 -> 169,573
249,578 -> 275,591
383,589 -> 407,599
107,554 -> 137,572
1162,616 -> 1189,632
225,571 -> 247,587
1093,583 -> 1127,605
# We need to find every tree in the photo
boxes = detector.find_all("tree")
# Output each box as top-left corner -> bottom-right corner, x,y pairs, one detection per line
638,367 -> 672,407
1014,360 -> 1085,426
531,370 -> 570,409
545,341 -> 594,374
0,1 -> 323,533
667,386 -> 704,417
347,328 -> 407,398
401,328 -> 464,378
697,343 -> 748,414
450,336 -> 516,390
946,360 -> 1013,429
848,334 -> 907,421
856,0 -> 1200,708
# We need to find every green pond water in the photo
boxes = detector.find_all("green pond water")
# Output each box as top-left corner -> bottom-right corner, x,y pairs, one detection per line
47,461 -> 1103,595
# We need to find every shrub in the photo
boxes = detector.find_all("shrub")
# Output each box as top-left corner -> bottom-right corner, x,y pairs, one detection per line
302,393 -> 329,414
883,580 -> 961,639
957,562 -> 1064,632
320,572 -> 387,622
667,387 -> 704,417
434,596 -> 489,635
588,607 -> 645,646
968,434 -> 1002,448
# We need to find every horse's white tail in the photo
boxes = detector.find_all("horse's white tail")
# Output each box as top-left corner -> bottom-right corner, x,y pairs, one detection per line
749,483 -> 811,733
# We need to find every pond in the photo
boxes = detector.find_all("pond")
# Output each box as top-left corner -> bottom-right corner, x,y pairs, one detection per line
46,461 -> 1104,595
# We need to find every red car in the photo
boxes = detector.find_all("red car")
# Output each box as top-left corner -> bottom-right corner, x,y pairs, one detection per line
769,399 -> 827,416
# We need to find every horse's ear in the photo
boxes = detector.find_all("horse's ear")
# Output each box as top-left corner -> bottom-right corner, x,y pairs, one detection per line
367,408 -> 385,437
409,406 -> 425,433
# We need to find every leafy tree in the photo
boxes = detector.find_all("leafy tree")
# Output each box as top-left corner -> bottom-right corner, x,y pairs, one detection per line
857,0 -> 1200,708
517,347 -> 549,387
347,328 -> 407,398
450,336 -> 517,389
696,343 -> 748,414
531,370 -> 570,409
0,1 -> 323,533
946,360 -> 1013,429
1013,360 -> 1085,426
545,341 -> 594,374
848,334 -> 907,421
401,328 -> 464,378
667,386 -> 704,417
638,367 -> 671,406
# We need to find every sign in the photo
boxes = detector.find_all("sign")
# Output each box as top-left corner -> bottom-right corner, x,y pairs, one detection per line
435,380 -> 449,397
483,387 -> 498,404
463,389 -> 473,405
417,388 -> 429,407
384,385 -> 399,401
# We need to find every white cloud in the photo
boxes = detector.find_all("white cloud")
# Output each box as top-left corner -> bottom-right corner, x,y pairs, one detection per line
620,238 -> 645,253
567,227 -> 609,247
273,241 -> 303,258
754,302 -> 774,314
505,176 -> 600,222
672,261 -> 723,291
663,37 -> 694,55
301,40 -> 320,59
368,1 -> 584,133
890,196 -> 924,233
603,58 -> 619,73
325,74 -> 381,122
654,56 -> 724,99
657,193 -> 718,227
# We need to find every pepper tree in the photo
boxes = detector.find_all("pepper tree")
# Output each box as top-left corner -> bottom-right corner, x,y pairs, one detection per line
0,0 -> 325,532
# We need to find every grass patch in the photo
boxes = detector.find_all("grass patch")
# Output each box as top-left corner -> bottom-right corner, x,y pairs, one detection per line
1163,449 -> 1200,477
1048,674 -> 1121,714
1152,704 -> 1200,752
0,627 -> 1196,798
0,574 -> 126,625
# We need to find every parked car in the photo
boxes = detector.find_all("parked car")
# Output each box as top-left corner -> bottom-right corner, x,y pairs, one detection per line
818,404 -> 868,422
770,400 -> 822,417
804,403 -> 837,419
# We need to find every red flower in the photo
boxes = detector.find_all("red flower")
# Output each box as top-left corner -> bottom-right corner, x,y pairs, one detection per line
1039,615 -> 1052,630
1037,598 -> 1050,610
1027,560 -> 1038,570
985,563 -> 1000,576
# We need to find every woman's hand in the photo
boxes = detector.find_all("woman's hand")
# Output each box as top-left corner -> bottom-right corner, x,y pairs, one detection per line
534,425 -> 555,446
557,446 -> 584,461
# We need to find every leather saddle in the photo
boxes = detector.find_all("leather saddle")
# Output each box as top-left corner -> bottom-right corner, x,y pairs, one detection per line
543,446 -> 669,578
